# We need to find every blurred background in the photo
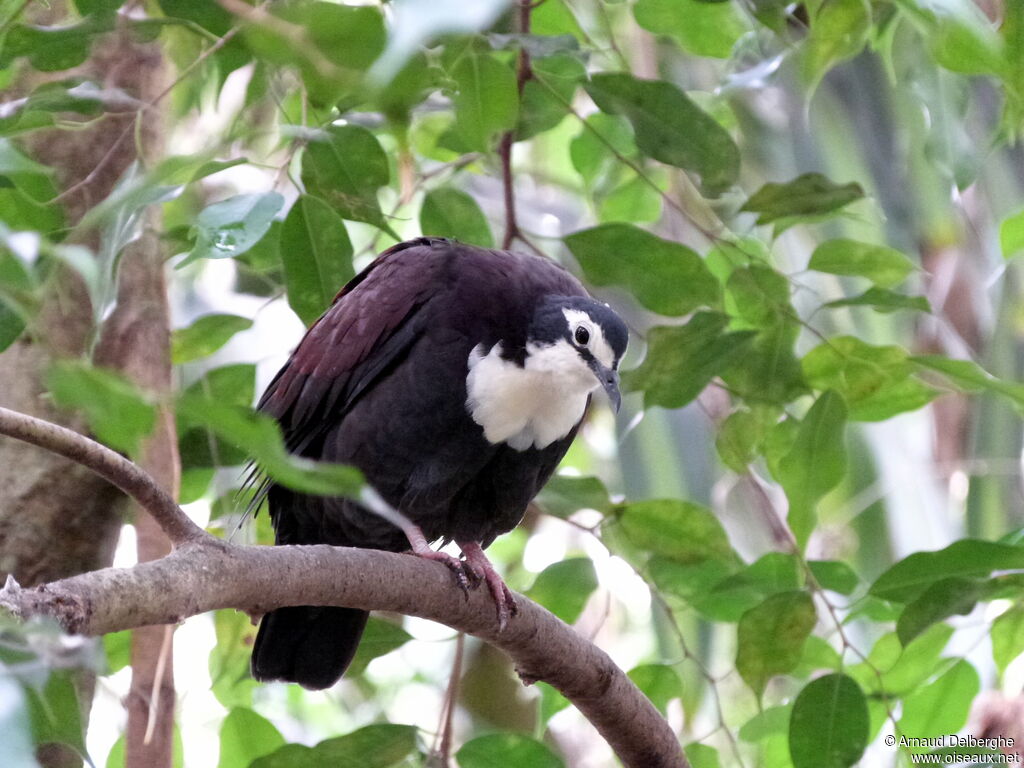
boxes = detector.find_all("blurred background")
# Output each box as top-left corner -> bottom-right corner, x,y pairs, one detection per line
2,0 -> 1024,766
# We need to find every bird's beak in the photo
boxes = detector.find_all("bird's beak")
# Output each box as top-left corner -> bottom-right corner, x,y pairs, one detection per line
588,359 -> 621,413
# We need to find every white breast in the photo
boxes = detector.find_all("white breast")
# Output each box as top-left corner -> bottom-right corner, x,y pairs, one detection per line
465,341 -> 597,451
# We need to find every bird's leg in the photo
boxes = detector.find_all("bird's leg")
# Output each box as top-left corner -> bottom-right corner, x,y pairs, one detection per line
360,487 -> 471,594
457,540 -> 518,632
402,522 -> 471,594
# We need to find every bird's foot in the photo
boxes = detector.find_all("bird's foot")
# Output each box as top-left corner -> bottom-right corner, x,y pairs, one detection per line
402,523 -> 472,594
459,540 -> 518,632
409,546 -> 472,595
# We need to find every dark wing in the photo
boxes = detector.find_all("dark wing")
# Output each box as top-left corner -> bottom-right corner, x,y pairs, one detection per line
259,238 -> 451,455
243,238 -> 448,513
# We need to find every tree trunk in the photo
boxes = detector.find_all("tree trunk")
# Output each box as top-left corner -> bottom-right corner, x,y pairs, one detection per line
0,10 -> 177,768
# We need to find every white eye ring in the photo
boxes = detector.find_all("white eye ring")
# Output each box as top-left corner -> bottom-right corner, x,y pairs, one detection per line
574,325 -> 591,346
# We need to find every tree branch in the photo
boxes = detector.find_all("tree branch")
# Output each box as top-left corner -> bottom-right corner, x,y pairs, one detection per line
500,0 -> 534,250
0,407 -> 206,546
0,407 -> 689,768
0,540 -> 687,768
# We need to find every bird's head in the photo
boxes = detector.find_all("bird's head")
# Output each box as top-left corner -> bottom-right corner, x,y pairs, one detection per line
527,296 -> 628,411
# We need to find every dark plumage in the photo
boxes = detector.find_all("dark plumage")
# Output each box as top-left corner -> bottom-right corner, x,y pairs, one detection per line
251,237 -> 627,689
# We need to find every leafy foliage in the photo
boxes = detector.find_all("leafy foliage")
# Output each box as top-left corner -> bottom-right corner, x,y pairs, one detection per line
4,0 -> 1024,765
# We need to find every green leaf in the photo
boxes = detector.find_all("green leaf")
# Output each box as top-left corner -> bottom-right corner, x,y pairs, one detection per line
597,171 -> 665,224
788,674 -> 868,768
564,223 -> 719,316
243,3 -> 383,106
209,610 -> 256,709
628,664 -> 683,715
615,499 -> 736,565
634,0 -> 748,58
346,618 -> 413,676
248,744 -> 315,768
188,158 -> 249,183
457,733 -> 564,768
992,605 -> 1024,676
535,474 -> 612,518
171,313 -> 252,365
182,192 -> 284,267
0,142 -> 64,236
0,15 -> 113,72
177,395 -> 363,497
741,173 -> 864,229
736,590 -> 817,696
824,287 -> 931,314
526,558 -> 598,624
796,635 -> 843,675
516,53 -> 585,141
684,742 -> 722,768
870,540 -> 1024,603
911,355 -> 1024,409
776,391 -> 848,548
0,298 -> 26,353
102,630 -> 131,675
898,659 -> 979,739
716,407 -> 776,473
808,239 -> 916,288
301,125 -> 394,236
368,0 -> 509,85
721,325 -> 807,405
724,264 -> 792,328
256,724 -> 419,768
896,577 -> 990,646
537,681 -> 570,726
928,0 -> 1005,75
801,337 -> 937,421
280,194 -> 354,326
720,267 -> 806,407
808,560 -> 859,595
713,553 -> 802,599
178,365 -> 258,470
419,188 -> 494,248
179,467 -> 214,504
450,53 -> 519,152
640,562 -> 737,611
585,73 -> 740,195
624,313 -> 756,410
25,671 -> 87,760
1000,208 -> 1024,259
857,624 -> 953,695
183,364 -> 256,408
686,554 -> 801,622
218,708 -> 285,768
800,0 -> 871,90
570,113 -> 636,186
47,361 -> 156,455
740,706 -> 791,742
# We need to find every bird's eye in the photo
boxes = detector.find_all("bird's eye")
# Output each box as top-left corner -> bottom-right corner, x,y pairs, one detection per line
574,326 -> 591,346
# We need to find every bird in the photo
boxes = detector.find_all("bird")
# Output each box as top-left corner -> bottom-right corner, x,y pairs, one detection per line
249,237 -> 628,690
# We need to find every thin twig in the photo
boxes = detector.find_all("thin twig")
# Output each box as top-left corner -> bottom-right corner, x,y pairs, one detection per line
143,624 -> 175,745
0,407 -> 207,545
433,632 -> 465,766
500,0 -> 535,250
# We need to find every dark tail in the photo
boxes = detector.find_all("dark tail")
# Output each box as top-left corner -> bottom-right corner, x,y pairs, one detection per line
251,605 -> 369,690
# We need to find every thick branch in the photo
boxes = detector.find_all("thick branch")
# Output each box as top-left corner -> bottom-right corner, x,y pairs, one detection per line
0,408 -> 688,766
0,407 -> 205,546
0,539 -> 688,768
